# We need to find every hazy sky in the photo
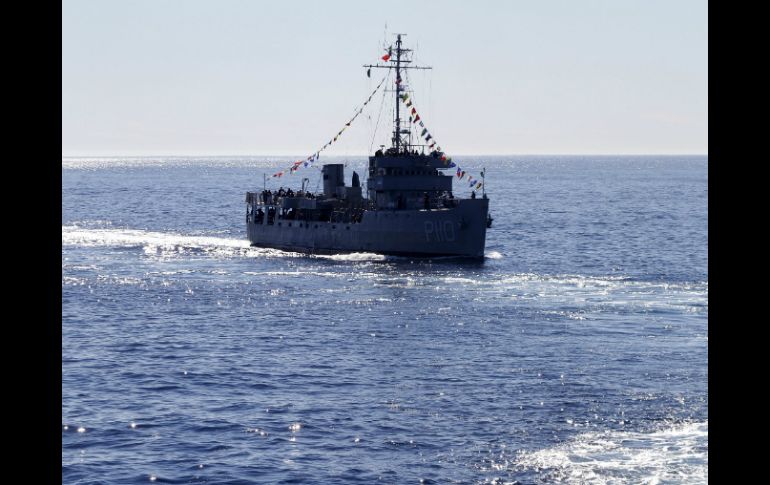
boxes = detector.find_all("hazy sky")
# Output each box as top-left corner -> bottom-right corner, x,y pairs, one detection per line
62,0 -> 707,156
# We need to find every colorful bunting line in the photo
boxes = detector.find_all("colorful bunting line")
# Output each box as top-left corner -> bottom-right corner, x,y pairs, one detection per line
399,94 -> 485,191
271,75 -> 388,178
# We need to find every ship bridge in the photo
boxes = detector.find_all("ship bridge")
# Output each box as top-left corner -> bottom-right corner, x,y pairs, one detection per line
367,152 -> 453,210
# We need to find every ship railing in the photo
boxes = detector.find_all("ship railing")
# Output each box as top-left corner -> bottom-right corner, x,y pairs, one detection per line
247,191 -> 319,207
417,195 -> 458,210
329,208 -> 366,224
439,196 -> 459,209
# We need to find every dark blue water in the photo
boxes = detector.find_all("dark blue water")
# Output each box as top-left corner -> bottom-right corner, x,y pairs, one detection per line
62,156 -> 708,484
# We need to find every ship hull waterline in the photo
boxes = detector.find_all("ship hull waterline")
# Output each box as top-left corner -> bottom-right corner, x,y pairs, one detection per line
247,199 -> 489,259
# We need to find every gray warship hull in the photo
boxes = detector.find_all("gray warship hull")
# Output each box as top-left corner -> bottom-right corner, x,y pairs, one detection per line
247,198 -> 488,258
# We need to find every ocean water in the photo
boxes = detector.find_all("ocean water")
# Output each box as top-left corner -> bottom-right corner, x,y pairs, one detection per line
62,155 -> 708,484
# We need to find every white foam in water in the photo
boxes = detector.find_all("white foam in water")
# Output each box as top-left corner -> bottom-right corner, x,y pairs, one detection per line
319,252 -> 388,262
515,421 -> 708,484
61,225 -> 301,259
62,225 -> 248,249
491,273 -> 708,314
61,226 -> 392,262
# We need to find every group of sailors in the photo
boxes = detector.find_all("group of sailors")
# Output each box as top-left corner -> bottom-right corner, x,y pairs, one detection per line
253,206 -> 268,224
253,206 -> 306,223
374,148 -> 444,158
259,187 -> 316,204
251,204 -> 366,226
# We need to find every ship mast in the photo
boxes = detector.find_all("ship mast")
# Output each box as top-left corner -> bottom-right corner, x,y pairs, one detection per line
364,34 -> 431,154
394,34 -> 402,152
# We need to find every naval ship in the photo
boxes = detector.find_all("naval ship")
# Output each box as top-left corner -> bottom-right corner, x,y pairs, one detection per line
246,34 -> 491,258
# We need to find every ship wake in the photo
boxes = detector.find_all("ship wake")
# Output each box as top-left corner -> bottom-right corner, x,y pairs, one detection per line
512,421 -> 708,484
62,225 -> 296,259
61,225 -> 392,261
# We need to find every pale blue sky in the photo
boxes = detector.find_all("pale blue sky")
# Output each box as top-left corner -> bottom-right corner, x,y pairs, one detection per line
62,0 -> 707,156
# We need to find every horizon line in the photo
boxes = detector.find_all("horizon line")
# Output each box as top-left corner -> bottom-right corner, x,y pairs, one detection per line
62,153 -> 709,158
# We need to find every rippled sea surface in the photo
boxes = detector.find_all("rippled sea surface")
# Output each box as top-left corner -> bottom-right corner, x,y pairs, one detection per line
62,156 -> 708,484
